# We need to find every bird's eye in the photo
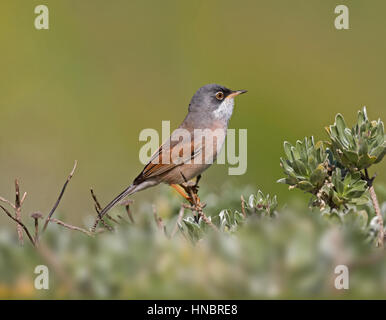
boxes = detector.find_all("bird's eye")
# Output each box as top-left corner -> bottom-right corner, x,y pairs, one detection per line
215,91 -> 224,100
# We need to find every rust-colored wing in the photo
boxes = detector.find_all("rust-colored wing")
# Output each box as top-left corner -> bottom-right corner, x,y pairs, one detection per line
133,135 -> 202,184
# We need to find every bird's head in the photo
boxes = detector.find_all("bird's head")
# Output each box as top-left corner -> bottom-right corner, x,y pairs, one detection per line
189,84 -> 247,121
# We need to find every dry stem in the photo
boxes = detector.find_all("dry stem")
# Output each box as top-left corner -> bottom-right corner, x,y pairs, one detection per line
180,182 -> 219,232
0,196 -> 16,209
42,161 -> 78,232
365,169 -> 384,248
14,179 -> 23,245
241,195 -> 247,218
369,186 -> 384,247
153,205 -> 167,236
121,199 -> 135,223
0,205 -> 35,246
49,218 -> 93,237
171,205 -> 185,237
90,189 -> 114,232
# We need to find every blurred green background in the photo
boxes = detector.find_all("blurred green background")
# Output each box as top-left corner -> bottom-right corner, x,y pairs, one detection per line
0,0 -> 385,221
0,0 -> 386,301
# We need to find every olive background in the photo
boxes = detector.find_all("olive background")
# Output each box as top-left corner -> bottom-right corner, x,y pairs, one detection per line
0,0 -> 385,223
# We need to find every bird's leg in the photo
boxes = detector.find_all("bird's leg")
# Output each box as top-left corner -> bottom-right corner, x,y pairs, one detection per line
177,171 -> 195,203
178,183 -> 198,206
195,174 -> 202,187
191,174 -> 201,194
175,174 -> 211,226
173,182 -> 199,222
178,172 -> 201,205
183,185 -> 208,224
170,184 -> 191,202
190,174 -> 202,205
174,171 -> 205,222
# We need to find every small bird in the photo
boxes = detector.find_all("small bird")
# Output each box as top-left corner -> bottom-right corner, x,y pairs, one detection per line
99,84 -> 247,218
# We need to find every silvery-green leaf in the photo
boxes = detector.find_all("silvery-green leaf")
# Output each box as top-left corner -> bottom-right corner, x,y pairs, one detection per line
297,181 -> 314,192
248,194 -> 256,208
283,141 -> 292,160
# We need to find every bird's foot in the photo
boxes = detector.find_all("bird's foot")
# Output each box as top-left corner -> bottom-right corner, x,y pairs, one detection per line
171,183 -> 203,207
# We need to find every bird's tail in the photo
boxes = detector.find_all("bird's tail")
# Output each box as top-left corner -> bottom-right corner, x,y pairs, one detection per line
99,184 -> 137,219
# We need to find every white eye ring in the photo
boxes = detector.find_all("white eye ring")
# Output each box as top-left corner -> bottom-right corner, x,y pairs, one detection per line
215,91 -> 224,100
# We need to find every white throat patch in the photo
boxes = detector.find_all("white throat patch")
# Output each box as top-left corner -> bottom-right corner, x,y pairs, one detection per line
213,98 -> 235,121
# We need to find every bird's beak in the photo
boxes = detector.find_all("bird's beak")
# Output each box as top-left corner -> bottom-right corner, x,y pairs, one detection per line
226,90 -> 248,99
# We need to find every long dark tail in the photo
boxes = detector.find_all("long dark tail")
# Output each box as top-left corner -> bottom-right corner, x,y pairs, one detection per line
99,184 -> 137,219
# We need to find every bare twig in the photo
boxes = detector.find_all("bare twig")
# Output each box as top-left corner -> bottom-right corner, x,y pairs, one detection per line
90,189 -> 114,232
117,215 -> 129,224
90,196 -> 103,233
121,199 -> 135,223
49,218 -> 93,237
90,188 -> 103,212
20,192 -> 27,205
42,161 -> 77,233
369,186 -> 384,247
31,212 -> 43,244
152,205 -> 167,236
171,205 -> 185,237
105,214 -> 120,225
91,188 -> 119,224
0,196 -> 16,209
241,195 -> 247,218
0,205 -> 35,246
365,169 -> 384,248
91,212 -> 112,232
14,179 -> 23,245
98,216 -> 114,231
186,187 -> 218,232
198,212 -> 218,232
182,202 -> 218,233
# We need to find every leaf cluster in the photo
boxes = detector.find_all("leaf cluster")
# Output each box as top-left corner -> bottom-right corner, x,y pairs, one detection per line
278,107 -> 385,213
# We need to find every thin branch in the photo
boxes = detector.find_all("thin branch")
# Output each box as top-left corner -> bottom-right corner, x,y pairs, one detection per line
198,211 -> 218,232
369,186 -> 384,247
121,199 -> 135,223
49,218 -> 93,237
34,219 -> 39,243
91,188 -> 103,212
171,205 -> 185,238
0,196 -> 16,209
182,202 -> 218,232
15,179 -> 20,207
14,179 -> 23,245
31,212 -> 43,244
105,213 -> 120,225
20,192 -> 27,205
0,205 -> 35,246
97,216 -> 114,231
42,161 -> 77,232
90,189 -> 114,232
241,195 -> 247,218
152,205 -> 167,237
117,215 -> 129,224
365,169 -> 384,248
186,187 -> 218,232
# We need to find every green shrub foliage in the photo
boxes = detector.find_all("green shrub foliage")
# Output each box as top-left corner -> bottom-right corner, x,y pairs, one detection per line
278,107 -> 385,213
